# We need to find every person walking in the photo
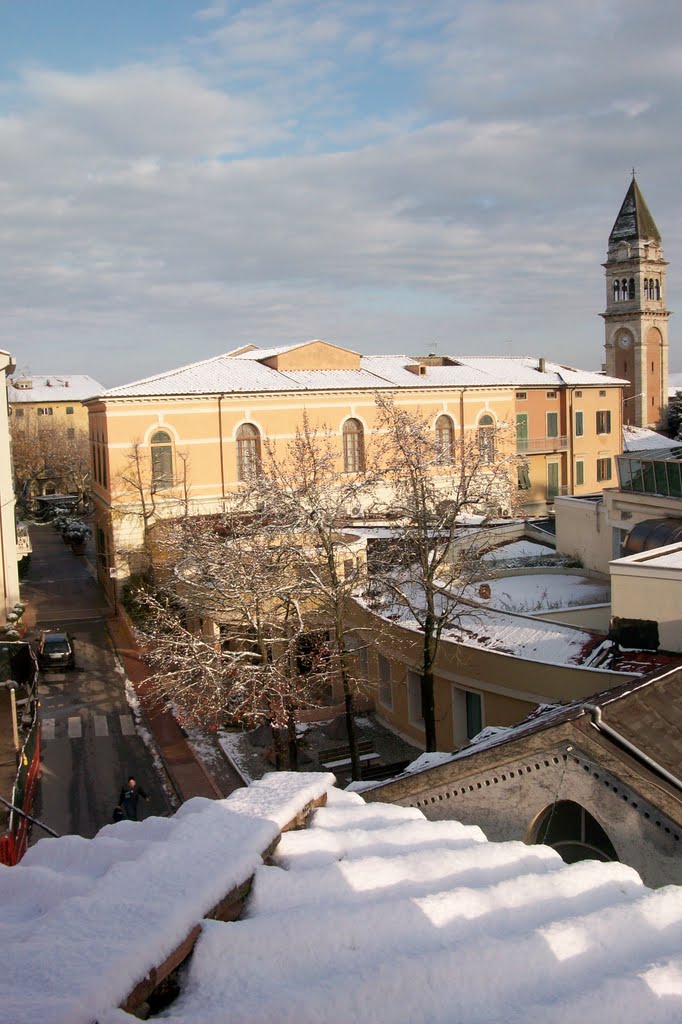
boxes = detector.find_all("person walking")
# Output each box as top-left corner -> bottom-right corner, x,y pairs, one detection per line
118,776 -> 149,821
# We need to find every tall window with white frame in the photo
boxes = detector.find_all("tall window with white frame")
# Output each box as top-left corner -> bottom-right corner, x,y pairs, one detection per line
477,414 -> 495,465
435,414 -> 455,465
452,685 -> 483,746
150,430 -> 174,491
236,423 -> 261,481
342,418 -> 365,473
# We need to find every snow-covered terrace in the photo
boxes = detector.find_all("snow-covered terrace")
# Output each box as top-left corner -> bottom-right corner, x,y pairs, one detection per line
9,778 -> 682,1023
356,534 -> 671,673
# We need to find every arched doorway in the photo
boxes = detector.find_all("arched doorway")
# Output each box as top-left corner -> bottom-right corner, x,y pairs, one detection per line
533,800 -> 618,864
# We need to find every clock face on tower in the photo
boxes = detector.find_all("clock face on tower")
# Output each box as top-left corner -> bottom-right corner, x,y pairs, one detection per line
618,331 -> 633,349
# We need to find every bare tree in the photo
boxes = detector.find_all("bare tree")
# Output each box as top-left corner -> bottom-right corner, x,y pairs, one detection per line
250,413 -> 379,780
11,421 -> 90,504
372,394 -> 519,751
113,440 -> 192,574
133,506 -> 328,768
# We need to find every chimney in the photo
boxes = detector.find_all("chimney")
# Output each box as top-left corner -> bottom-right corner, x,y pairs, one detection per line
538,358 -> 546,373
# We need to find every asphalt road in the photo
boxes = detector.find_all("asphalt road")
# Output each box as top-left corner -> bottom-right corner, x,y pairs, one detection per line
23,523 -> 173,841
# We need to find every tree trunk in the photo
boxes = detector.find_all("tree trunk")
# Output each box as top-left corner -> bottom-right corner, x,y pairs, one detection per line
335,616 -> 361,781
422,616 -> 437,752
343,684 -> 361,780
271,721 -> 285,770
287,710 -> 299,771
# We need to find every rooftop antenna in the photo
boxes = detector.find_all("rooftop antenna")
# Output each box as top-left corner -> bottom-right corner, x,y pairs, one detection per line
505,338 -> 513,357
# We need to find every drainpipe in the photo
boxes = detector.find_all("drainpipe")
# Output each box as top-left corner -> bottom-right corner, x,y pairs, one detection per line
218,394 -> 226,509
567,387 -> 574,494
584,703 -> 682,796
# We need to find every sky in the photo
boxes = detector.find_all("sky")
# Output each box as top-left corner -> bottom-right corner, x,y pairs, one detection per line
2,1 -> 682,387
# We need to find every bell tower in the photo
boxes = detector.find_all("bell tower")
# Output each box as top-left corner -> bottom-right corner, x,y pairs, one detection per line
602,176 -> 670,428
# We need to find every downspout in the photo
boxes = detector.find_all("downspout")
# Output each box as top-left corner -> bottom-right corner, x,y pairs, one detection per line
218,394 -> 226,510
584,703 -> 682,796
567,387 -> 574,494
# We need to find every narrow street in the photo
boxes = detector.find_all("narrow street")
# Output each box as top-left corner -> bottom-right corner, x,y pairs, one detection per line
22,523 -> 173,840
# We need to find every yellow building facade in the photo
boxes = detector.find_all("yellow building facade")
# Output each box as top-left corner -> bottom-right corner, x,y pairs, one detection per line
86,340 -> 624,599
8,373 -> 103,499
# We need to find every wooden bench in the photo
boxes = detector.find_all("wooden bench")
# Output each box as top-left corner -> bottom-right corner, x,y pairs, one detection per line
320,739 -> 380,771
359,759 -> 410,782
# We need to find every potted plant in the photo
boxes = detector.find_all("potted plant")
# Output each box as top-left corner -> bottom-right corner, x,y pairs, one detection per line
65,523 -> 91,555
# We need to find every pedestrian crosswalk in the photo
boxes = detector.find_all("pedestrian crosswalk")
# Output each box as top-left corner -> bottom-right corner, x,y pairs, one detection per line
41,712 -> 138,741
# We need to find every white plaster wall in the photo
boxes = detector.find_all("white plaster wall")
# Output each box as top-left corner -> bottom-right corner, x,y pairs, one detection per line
611,571 -> 682,652
388,744 -> 682,889
555,496 -> 611,573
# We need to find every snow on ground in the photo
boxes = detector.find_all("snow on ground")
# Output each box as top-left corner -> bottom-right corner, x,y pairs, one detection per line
481,539 -> 554,561
0,773 -> 333,1024
462,573 -> 610,613
162,787 -> 682,1024
124,678 -> 178,807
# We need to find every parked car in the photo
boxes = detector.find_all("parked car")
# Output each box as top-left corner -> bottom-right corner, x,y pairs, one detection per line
37,630 -> 75,671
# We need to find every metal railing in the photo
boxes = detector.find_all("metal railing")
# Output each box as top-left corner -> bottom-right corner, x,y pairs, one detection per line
0,715 -> 41,866
517,435 -> 568,454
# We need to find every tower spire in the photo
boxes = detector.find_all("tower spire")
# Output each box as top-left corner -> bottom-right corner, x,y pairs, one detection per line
602,179 -> 669,429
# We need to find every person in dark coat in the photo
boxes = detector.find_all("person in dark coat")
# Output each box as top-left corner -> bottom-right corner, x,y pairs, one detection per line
118,776 -> 149,821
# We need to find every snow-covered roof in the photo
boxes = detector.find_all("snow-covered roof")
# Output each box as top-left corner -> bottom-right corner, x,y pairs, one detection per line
481,539 -> 555,561
10,773 -> 682,1023
452,355 -> 625,388
454,608 -> 603,667
100,346 -> 627,399
157,786 -> 682,1024
0,772 -> 332,1024
8,374 -> 104,403
623,425 -> 680,452
669,371 -> 682,397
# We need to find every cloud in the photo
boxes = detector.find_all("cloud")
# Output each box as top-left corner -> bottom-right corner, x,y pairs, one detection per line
2,0 -> 682,384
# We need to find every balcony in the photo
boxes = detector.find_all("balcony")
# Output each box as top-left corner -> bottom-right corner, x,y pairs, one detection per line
517,435 -> 568,454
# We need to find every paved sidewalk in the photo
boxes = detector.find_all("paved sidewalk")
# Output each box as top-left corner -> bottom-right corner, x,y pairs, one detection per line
106,614 -> 230,802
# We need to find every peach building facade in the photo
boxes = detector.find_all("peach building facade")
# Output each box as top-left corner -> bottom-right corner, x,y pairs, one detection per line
86,341 -> 624,602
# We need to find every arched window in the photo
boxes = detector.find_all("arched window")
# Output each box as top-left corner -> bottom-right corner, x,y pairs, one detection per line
649,278 -> 654,299
342,418 -> 365,473
628,278 -> 635,299
150,430 -> 174,490
643,278 -> 649,300
435,415 -> 455,465
655,279 -> 661,300
613,280 -> 620,302
534,800 -> 618,865
477,414 -> 495,465
236,423 -> 261,481
621,278 -> 627,298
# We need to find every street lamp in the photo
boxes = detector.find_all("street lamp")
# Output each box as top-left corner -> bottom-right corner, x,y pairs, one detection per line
621,392 -> 645,430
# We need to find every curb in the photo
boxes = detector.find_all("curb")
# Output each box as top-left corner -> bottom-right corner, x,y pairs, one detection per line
106,611 -> 225,802
105,619 -> 183,809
